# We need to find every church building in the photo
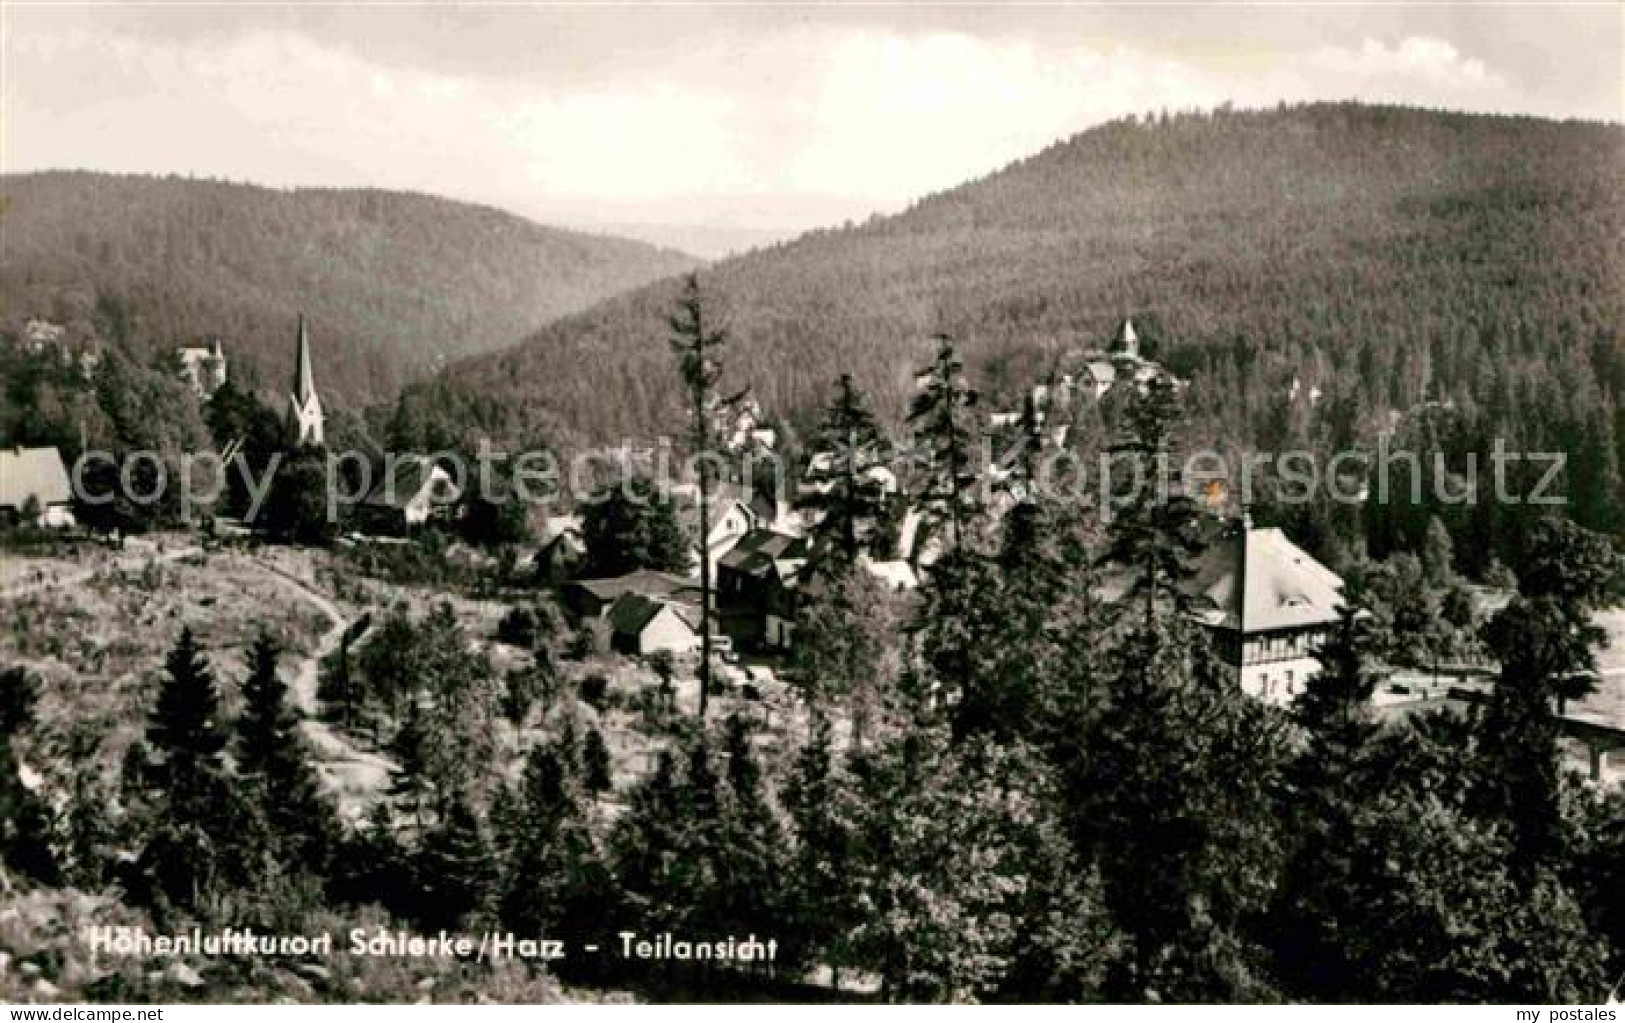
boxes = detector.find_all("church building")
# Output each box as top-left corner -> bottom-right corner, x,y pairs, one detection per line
287,315 -> 325,448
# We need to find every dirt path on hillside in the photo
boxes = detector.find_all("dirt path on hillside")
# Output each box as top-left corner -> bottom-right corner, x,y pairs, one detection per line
0,538 -> 199,598
247,557 -> 394,819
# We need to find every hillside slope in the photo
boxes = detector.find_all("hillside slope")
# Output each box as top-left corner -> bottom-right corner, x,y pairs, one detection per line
419,103 -> 1622,463
0,172 -> 699,405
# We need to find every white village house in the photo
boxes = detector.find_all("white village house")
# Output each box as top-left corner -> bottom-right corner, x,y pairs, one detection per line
356,456 -> 461,535
1187,519 -> 1348,704
0,446 -> 76,528
607,592 -> 703,656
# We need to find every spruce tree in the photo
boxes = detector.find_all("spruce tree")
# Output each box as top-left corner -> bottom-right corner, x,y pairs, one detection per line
0,666 -> 57,884
667,273 -> 732,721
708,715 -> 787,949
135,628 -> 253,912
388,699 -> 435,834
1073,620 -> 1289,1001
416,791 -> 497,930
907,334 -> 999,725
1475,516 -> 1617,874
500,743 -> 610,947
968,394 -> 1069,742
907,334 -> 981,553
782,712 -> 860,981
149,626 -> 228,775
1270,601 -> 1385,997
581,727 -> 613,795
1096,376 -> 1206,631
790,567 -> 897,747
236,631 -> 336,874
800,373 -> 889,568
580,475 -> 689,577
611,750 -> 691,933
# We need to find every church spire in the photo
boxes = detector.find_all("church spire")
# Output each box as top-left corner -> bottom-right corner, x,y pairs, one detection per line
294,314 -> 317,406
1113,318 -> 1140,359
287,314 -> 325,447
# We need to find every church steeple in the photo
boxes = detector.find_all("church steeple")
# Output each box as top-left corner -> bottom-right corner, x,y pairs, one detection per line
287,314 -> 325,448
1112,318 -> 1141,359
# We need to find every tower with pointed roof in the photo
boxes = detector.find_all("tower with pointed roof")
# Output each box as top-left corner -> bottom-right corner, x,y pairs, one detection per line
287,315 -> 325,448
1110,318 -> 1140,359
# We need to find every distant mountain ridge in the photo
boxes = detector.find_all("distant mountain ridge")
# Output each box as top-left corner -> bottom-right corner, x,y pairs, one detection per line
0,171 -> 701,405
412,103 -> 1622,466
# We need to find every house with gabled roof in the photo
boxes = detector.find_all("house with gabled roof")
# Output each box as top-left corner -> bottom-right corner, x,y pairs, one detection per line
562,569 -> 702,621
717,527 -> 810,649
668,480 -> 767,578
533,514 -> 587,584
607,592 -> 702,656
356,455 -> 460,535
0,446 -> 76,528
1186,519 -> 1348,704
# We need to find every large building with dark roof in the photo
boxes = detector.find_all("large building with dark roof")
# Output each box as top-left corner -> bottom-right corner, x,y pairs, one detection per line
1187,520 -> 1348,704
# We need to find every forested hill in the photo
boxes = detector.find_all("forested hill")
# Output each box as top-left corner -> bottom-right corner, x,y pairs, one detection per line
415,102 -> 1623,465
0,172 -> 699,405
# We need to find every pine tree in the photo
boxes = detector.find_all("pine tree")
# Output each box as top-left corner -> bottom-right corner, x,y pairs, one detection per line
0,666 -> 57,884
907,334 -> 981,553
416,791 -> 497,930
236,631 -> 337,874
1475,516 -> 1617,874
1096,377 -> 1206,632
667,273 -> 732,721
388,699 -> 435,833
800,373 -> 889,568
148,627 -> 227,775
1270,601 -> 1385,997
499,742 -> 611,947
582,727 -> 613,794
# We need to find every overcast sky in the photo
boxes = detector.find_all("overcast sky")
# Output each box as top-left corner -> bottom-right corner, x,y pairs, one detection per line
4,4 -> 1620,255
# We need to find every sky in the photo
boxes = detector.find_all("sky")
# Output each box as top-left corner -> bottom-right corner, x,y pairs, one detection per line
3,3 -> 1621,256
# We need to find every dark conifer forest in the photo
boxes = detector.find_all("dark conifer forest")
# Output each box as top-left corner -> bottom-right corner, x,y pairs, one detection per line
412,104 -> 1621,524
0,172 -> 699,405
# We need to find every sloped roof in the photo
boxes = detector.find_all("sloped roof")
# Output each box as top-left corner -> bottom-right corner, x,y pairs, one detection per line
541,514 -> 583,542
861,556 -> 919,592
607,592 -> 700,637
719,528 -> 809,577
361,457 -> 457,509
0,447 -> 72,510
1080,359 -> 1118,386
292,314 -> 318,406
1188,525 -> 1345,633
569,569 -> 693,602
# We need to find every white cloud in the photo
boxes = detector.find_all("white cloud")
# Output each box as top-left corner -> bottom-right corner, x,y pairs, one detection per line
787,33 -> 1227,204
1309,36 -> 1503,90
2,22 -> 1531,238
